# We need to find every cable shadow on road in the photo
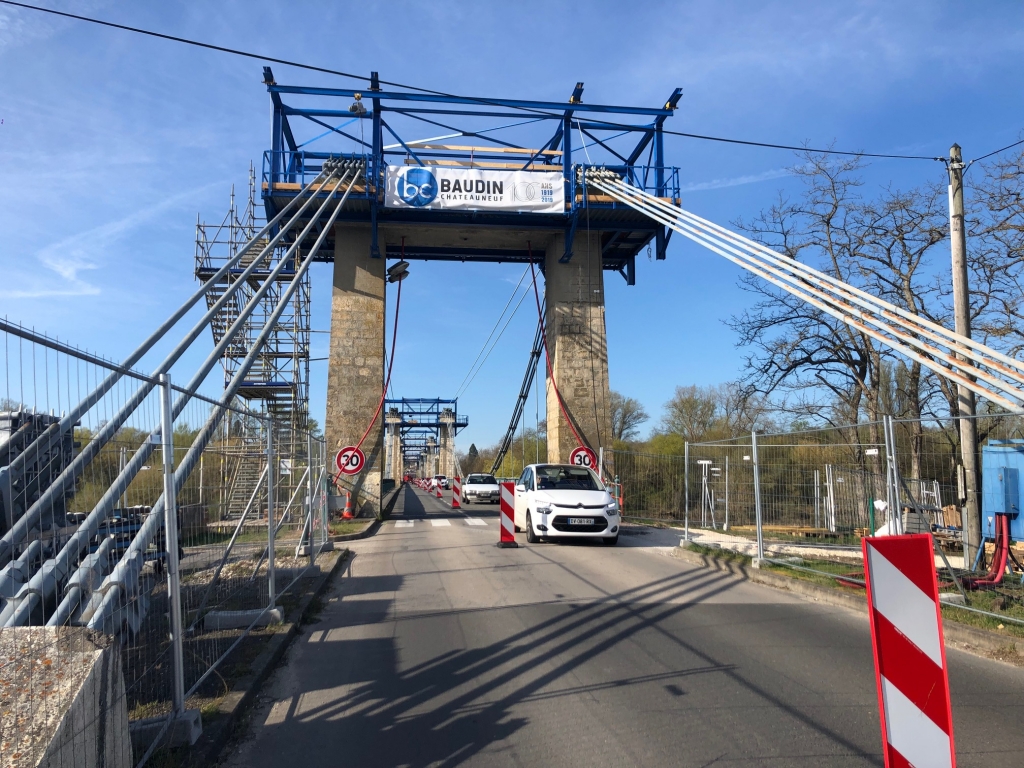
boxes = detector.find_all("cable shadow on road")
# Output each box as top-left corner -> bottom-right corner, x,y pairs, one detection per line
243,556 -> 884,767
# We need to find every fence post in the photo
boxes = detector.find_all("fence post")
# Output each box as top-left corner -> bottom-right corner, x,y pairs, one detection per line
320,439 -> 329,546
683,441 -> 690,542
883,415 -> 902,535
307,431 -> 315,566
814,469 -> 821,529
724,455 -> 729,531
751,430 -> 764,560
159,374 -> 186,715
266,419 -> 276,608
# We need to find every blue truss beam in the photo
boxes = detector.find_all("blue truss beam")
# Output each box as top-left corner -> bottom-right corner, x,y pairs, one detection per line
268,84 -> 673,117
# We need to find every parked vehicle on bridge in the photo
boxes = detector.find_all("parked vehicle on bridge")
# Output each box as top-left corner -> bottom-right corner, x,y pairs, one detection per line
463,473 -> 500,503
513,464 -> 619,546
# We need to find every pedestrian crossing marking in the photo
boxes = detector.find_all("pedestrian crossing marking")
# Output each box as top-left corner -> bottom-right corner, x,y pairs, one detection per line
393,519 -> 491,529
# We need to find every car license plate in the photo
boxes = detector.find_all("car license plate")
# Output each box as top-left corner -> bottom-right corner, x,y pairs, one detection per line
568,517 -> 594,526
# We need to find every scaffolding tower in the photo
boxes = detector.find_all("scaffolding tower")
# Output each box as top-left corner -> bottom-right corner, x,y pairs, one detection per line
194,164 -> 311,442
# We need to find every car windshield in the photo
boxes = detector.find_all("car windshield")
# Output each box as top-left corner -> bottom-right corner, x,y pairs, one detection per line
535,465 -> 601,491
467,475 -> 497,484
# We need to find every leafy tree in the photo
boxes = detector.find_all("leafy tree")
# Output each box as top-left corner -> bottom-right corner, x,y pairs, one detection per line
660,382 -> 771,443
609,391 -> 649,442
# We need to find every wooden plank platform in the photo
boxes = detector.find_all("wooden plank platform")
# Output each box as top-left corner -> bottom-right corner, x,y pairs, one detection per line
263,181 -> 371,194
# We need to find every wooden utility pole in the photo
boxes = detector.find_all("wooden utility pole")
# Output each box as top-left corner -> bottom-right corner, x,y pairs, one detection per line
948,143 -> 982,567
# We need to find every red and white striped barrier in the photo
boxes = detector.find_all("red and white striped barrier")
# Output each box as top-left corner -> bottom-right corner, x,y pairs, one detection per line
435,483 -> 443,499
498,481 -> 518,548
451,476 -> 461,509
863,534 -> 955,768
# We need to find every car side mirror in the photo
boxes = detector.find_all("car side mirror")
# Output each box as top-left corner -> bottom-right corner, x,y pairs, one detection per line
516,484 -> 526,492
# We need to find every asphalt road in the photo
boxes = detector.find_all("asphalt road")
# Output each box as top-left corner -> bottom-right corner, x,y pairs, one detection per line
226,485 -> 1024,767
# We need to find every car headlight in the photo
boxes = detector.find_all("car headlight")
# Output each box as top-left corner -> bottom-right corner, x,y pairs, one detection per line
605,503 -> 618,515
535,503 -> 552,515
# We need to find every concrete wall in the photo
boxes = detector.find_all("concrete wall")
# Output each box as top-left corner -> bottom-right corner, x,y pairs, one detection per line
0,626 -> 132,768
544,232 -> 613,466
324,224 -> 385,517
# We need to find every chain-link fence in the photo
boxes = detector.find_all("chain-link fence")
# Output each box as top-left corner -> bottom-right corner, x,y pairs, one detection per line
0,320 -> 332,767
613,411 -> 1024,630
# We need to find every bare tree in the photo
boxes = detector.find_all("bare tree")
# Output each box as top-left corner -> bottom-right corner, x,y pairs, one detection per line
609,391 -> 649,442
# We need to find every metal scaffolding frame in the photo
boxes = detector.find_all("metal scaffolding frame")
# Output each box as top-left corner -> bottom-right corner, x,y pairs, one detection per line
195,165 -> 311,446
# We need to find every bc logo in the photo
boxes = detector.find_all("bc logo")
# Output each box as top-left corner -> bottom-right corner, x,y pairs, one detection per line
397,168 -> 438,207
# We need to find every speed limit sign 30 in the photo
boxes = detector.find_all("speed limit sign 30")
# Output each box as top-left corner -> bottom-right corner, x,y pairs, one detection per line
568,446 -> 597,469
336,446 -> 366,475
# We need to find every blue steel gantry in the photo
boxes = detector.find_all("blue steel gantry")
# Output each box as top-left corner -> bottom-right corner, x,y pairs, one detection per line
258,67 -> 682,285
386,398 -> 468,464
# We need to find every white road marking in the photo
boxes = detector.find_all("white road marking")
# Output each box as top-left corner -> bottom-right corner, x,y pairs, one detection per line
394,520 -> 414,528
430,519 -> 452,527
465,518 -> 487,526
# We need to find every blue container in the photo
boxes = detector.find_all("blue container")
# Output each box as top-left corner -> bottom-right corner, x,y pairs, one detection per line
982,441 -> 1024,541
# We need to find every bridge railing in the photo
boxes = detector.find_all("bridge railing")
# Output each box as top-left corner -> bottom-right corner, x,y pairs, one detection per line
0,320 -> 334,764
262,150 -> 375,193
572,164 -> 680,212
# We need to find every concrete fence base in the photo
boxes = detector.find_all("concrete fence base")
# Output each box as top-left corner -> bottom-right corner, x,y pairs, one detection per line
0,626 -> 132,768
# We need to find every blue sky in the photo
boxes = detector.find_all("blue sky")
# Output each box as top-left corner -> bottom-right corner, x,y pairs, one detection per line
2,1 -> 1024,449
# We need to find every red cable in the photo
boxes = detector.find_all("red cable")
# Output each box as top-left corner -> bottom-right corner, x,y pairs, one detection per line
528,241 -> 586,449
963,514 -> 1009,589
354,243 -> 403,453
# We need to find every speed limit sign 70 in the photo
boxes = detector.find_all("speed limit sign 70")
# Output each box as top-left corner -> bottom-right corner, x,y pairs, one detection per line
336,446 -> 366,475
568,446 -> 597,469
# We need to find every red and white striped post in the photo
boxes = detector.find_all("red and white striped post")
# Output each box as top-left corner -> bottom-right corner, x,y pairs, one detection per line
435,483 -> 443,499
863,534 -> 956,768
451,476 -> 462,509
498,481 -> 518,548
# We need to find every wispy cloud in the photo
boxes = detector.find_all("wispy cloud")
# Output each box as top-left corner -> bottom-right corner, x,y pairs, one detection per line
680,167 -> 793,193
1,183 -> 219,299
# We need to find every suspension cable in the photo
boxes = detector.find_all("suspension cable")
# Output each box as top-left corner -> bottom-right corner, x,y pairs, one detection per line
453,264 -> 530,399
585,169 -> 1024,412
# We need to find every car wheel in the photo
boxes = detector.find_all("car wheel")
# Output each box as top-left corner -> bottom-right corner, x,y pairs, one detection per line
603,535 -> 619,546
526,512 -> 538,544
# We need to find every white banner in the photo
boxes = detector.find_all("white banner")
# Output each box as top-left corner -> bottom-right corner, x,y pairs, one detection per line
385,166 -> 564,214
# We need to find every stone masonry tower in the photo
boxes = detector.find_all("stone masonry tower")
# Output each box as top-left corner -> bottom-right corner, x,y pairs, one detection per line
385,407 -> 402,480
324,224 -> 385,517
439,408 -> 455,477
544,231 -> 613,467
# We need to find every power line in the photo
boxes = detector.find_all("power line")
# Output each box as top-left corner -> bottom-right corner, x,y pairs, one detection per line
968,137 -> 1024,166
0,1 -> 555,111
6,0 -> 971,165
660,128 -> 942,161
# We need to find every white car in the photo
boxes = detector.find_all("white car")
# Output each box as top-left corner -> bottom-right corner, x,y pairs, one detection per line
513,464 -> 619,546
462,473 -> 500,503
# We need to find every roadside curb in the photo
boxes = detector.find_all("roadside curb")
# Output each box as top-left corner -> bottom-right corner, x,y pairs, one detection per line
186,548 -> 352,767
330,519 -> 380,542
670,545 -> 1021,659
327,484 -> 403,543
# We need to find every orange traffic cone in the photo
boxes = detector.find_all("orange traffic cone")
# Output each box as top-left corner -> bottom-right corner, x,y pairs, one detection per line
342,491 -> 354,519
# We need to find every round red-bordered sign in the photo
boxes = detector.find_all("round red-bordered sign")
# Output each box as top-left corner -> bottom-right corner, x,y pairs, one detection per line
568,446 -> 597,470
336,446 -> 366,475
